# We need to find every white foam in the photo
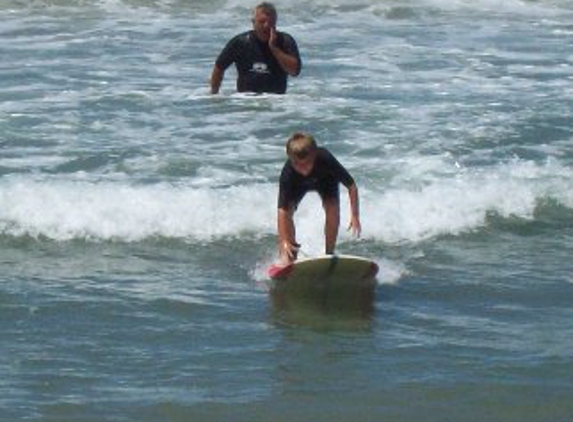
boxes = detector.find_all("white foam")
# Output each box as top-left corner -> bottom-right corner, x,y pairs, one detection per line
1,158 -> 571,243
376,258 -> 409,285
362,159 -> 573,243
0,177 -> 275,241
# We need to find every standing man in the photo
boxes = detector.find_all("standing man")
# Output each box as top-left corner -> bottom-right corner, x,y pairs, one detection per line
210,2 -> 302,95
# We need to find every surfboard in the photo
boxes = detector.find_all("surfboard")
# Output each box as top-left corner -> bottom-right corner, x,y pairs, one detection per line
268,254 -> 378,282
267,255 -> 379,308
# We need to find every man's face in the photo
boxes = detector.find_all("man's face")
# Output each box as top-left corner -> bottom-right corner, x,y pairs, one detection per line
291,152 -> 316,177
252,9 -> 276,42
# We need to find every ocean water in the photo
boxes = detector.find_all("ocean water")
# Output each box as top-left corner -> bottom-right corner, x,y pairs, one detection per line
1,0 -> 572,420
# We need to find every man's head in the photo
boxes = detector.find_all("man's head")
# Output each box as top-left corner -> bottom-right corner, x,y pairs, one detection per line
252,2 -> 278,42
286,132 -> 317,176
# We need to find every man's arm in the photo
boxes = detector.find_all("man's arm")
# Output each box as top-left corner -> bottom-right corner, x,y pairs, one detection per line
210,65 -> 225,94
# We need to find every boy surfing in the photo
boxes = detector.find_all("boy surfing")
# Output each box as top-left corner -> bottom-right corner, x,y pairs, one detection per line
277,132 -> 361,263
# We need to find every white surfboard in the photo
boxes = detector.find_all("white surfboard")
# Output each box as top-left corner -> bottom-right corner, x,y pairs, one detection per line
267,254 -> 379,301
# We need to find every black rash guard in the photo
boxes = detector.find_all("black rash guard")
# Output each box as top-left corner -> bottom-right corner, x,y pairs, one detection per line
278,148 -> 355,209
215,30 -> 301,94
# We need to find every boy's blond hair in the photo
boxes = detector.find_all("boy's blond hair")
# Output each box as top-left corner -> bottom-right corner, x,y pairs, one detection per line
286,132 -> 317,160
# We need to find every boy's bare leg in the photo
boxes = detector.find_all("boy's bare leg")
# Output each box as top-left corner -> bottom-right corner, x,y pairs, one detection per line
323,198 -> 340,255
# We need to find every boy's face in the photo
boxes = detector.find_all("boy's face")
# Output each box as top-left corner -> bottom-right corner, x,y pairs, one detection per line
291,151 -> 316,176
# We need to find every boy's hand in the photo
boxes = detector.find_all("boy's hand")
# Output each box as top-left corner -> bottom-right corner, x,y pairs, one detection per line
348,216 -> 362,238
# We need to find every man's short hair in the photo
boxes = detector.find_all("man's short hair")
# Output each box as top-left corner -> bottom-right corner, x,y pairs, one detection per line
253,2 -> 277,22
286,133 -> 317,160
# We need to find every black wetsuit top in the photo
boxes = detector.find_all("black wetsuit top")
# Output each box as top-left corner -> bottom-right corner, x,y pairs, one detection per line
278,148 -> 355,209
215,30 -> 301,94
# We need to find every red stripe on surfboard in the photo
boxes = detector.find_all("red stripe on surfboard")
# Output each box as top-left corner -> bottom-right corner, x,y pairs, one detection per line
268,263 -> 294,279
363,261 -> 379,279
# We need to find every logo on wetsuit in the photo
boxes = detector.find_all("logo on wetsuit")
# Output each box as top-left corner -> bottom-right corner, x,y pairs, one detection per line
251,62 -> 270,74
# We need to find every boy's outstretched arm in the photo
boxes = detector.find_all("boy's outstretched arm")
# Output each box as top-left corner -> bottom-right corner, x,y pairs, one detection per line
347,183 -> 361,237
277,206 -> 299,263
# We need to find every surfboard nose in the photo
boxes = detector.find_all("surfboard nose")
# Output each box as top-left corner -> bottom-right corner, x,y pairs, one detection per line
268,263 -> 294,279
364,262 -> 379,279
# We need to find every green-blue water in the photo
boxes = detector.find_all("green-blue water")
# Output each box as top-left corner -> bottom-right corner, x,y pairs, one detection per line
1,1 -> 572,421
